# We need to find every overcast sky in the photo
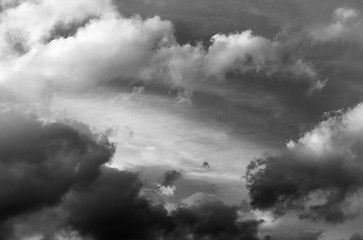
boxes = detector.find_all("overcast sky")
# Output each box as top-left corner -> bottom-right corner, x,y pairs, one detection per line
0,0 -> 363,239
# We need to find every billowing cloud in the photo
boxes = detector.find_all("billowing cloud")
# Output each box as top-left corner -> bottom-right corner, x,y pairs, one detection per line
0,0 -> 113,54
64,167 -> 172,240
0,111 -> 260,240
246,102 -> 363,223
170,193 -> 260,240
0,0 -> 324,99
0,13 -> 175,96
144,30 -> 324,92
0,111 -> 115,238
63,169 -> 260,240
309,7 -> 362,43
3,0 -> 363,239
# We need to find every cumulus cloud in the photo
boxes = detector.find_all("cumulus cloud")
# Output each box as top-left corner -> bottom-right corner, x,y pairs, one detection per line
310,7 -> 361,43
0,13 -> 175,95
246,103 -> 363,223
0,0 -> 324,99
0,113 -> 259,240
63,170 -> 260,240
142,30 -> 325,92
206,32 -> 314,80
0,110 -> 115,238
63,167 -> 172,240
170,193 -> 260,240
0,0 -> 113,55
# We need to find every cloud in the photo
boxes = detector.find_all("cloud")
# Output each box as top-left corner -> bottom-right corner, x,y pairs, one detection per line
171,193 -> 260,240
141,30 -> 325,92
154,170 -> 183,196
0,0 -> 24,11
0,0 -> 324,99
0,110 -> 115,238
63,167 -> 172,240
246,103 -> 363,223
276,6 -> 363,60
205,32 -> 323,89
63,170 -> 260,240
112,0 -> 282,43
351,233 -> 363,240
265,230 -> 323,240
0,0 -> 113,54
309,8 -> 362,43
0,13 -> 175,96
161,170 -> 183,187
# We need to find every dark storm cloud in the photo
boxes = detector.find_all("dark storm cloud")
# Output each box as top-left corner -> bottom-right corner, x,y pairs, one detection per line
0,111 -> 114,235
171,197 -> 260,240
63,168 -> 260,240
351,233 -> 363,240
161,170 -> 182,187
64,167 -> 172,240
246,154 -> 363,223
268,230 -> 322,240
0,112 -> 257,240
246,103 -> 363,223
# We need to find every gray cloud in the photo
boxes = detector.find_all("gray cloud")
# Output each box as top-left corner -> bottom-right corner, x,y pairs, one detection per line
0,0 -> 324,101
264,229 -> 323,240
0,111 -> 115,238
351,233 -> 363,240
0,110 -> 261,240
161,170 -> 182,187
64,173 -> 261,240
246,103 -> 363,223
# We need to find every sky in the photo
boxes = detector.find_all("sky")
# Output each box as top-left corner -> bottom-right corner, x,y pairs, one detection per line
0,0 -> 363,239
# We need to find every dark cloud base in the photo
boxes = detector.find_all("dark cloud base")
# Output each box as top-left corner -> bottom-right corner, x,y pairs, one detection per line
0,111 -> 261,240
246,153 -> 363,223
0,111 -> 115,239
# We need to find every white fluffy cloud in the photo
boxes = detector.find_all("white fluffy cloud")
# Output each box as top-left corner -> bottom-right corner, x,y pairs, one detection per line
0,0 -> 113,55
310,7 -> 362,43
143,30 -> 324,90
1,15 -> 174,91
0,0 -> 324,98
205,32 -> 321,86
287,103 -> 363,160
